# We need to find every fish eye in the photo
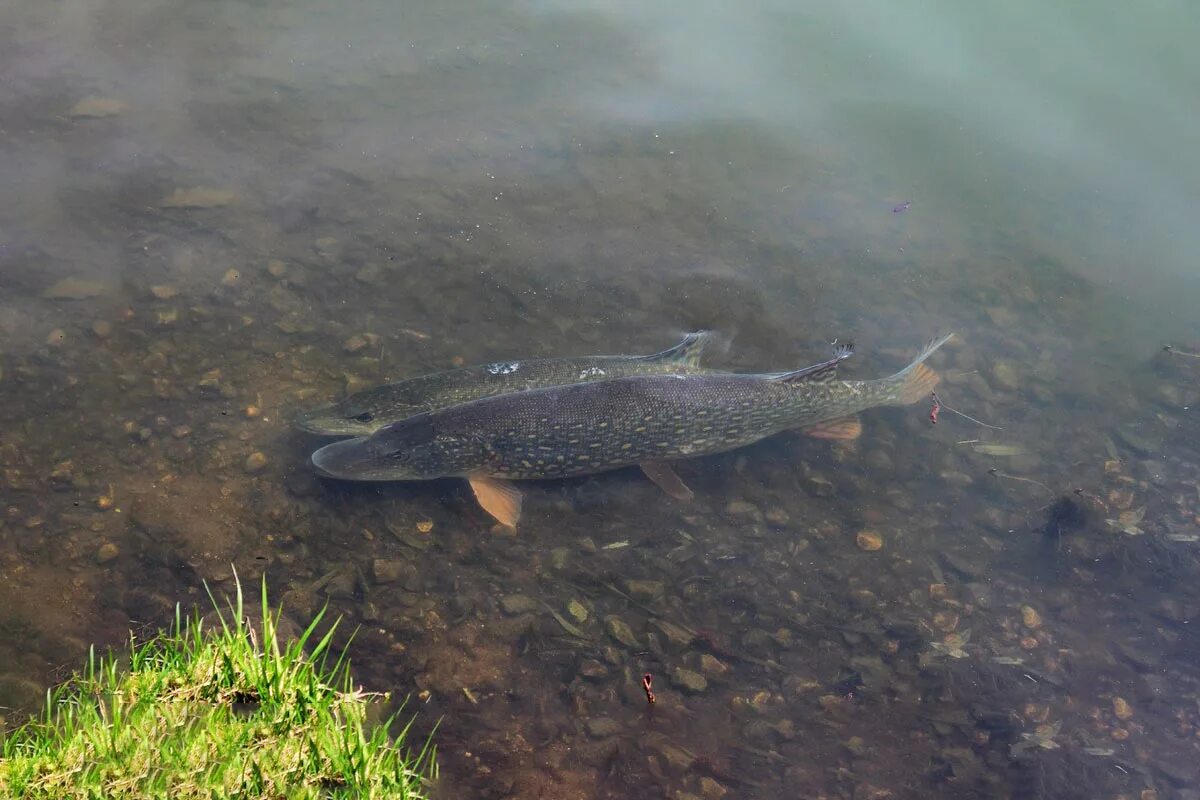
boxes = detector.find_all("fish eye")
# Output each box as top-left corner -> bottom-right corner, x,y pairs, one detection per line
350,411 -> 374,423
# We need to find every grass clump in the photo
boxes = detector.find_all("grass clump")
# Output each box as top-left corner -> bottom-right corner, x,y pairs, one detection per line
0,576 -> 436,799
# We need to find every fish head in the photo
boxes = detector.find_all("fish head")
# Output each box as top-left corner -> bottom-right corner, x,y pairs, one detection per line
294,387 -> 420,437
311,413 -> 485,481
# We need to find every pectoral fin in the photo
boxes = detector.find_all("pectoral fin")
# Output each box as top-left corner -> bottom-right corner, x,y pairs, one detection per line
468,475 -> 524,528
802,415 -> 862,440
640,461 -> 694,501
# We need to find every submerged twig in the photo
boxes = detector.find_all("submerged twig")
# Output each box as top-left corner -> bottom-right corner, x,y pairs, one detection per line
987,468 -> 1053,494
1163,345 -> 1200,359
932,392 -> 1004,430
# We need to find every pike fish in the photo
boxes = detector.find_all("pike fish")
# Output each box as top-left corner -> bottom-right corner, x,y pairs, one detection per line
295,331 -> 714,436
312,334 -> 953,527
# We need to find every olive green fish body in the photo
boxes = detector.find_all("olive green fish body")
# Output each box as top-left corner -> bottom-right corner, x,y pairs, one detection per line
295,331 -> 713,436
312,335 -> 952,483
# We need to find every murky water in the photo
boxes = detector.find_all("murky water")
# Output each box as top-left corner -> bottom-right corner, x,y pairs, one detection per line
3,1 -> 1200,797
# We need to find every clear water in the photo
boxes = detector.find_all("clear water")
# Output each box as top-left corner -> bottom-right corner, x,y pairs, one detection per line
2,1 -> 1199,797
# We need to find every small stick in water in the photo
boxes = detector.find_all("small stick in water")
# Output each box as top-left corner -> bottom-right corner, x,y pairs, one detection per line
642,673 -> 656,706
931,392 -> 1004,430
987,467 -> 1052,494
1164,345 -> 1200,359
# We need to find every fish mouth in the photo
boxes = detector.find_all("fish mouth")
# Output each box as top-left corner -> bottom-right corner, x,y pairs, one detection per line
311,437 -> 415,481
294,407 -> 371,437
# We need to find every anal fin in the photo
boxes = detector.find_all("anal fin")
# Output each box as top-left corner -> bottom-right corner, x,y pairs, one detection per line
802,415 -> 863,440
640,461 -> 694,501
468,475 -> 524,528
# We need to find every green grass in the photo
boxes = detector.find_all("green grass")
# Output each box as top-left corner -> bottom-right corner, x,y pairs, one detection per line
0,575 -> 436,799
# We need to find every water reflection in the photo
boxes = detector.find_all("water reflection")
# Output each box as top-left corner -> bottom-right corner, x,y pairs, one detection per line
1,0 -> 1199,798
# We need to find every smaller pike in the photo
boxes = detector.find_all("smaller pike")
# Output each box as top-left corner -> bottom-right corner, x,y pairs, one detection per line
313,335 -> 954,528
295,331 -> 714,436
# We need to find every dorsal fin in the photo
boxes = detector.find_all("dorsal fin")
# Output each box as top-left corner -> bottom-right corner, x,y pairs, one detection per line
768,343 -> 854,384
640,331 -> 713,368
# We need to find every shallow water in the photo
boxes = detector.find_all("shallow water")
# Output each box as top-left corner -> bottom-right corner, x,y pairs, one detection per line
3,1 -> 1200,797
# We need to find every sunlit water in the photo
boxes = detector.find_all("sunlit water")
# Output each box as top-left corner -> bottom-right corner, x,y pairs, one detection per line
2,1 -> 1199,797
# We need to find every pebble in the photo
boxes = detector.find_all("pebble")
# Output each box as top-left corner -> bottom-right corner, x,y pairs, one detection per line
499,595 -> 538,615
46,329 -> 66,347
171,425 -> 191,439
604,616 -> 639,647
700,654 -> 729,677
160,187 -> 235,208
699,777 -> 728,798
624,579 -> 664,601
806,475 -> 835,497
69,96 -> 127,118
220,268 -> 242,286
244,452 -> 268,473
96,542 -> 119,564
671,668 -> 708,694
267,259 -> 287,277
990,362 -> 1020,392
1021,605 -> 1043,629
91,320 -> 112,338
95,495 -> 114,511
932,611 -> 959,632
1112,696 -> 1133,720
585,717 -> 621,738
577,660 -> 608,680
343,335 -> 369,353
150,285 -> 179,300
856,530 -> 883,551
43,277 -> 109,299
724,500 -> 758,515
567,599 -> 589,624
371,558 -> 406,584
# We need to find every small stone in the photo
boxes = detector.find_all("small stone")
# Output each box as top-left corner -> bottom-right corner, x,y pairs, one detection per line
46,329 -> 67,347
343,335 -> 369,353
416,519 -> 434,534
371,558 -> 405,584
699,777 -> 728,799
245,406 -> 261,419
44,277 -> 109,299
267,259 -> 287,277
624,579 -> 665,601
244,452 -> 268,473
1112,696 -> 1133,720
161,187 -> 235,208
567,599 -> 589,624
171,425 -> 191,439
150,285 -> 179,300
699,654 -> 729,677
990,362 -> 1020,392
856,530 -> 883,551
1021,605 -> 1043,629
96,542 -> 119,564
95,495 -> 114,511
314,237 -> 338,255
578,660 -> 608,680
806,475 -> 835,497
1019,636 -> 1039,650
604,616 -> 639,647
500,595 -> 538,615
91,320 -> 112,338
724,500 -> 758,515
69,96 -> 127,118
765,507 -> 790,525
932,611 -> 959,632
220,268 -> 242,286
585,717 -> 621,738
1110,727 -> 1129,741
670,668 -> 708,694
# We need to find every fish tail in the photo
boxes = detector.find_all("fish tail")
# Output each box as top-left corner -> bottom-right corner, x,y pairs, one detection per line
883,333 -> 955,405
642,330 -> 714,368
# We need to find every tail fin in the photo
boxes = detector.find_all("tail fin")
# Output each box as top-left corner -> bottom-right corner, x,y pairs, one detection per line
887,333 -> 955,405
642,330 -> 713,368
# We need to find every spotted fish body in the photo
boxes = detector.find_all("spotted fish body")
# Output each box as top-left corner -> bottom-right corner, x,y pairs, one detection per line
295,331 -> 714,436
312,336 -> 952,505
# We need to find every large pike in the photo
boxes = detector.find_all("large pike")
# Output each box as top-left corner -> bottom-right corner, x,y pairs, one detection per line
312,335 -> 953,527
295,331 -> 714,436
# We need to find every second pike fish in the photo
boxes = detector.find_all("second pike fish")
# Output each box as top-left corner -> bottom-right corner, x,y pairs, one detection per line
312,335 -> 954,527
295,331 -> 714,436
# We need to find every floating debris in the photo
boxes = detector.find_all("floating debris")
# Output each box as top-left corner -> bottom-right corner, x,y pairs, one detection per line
973,443 -> 1026,457
930,630 -> 971,659
1013,720 -> 1062,754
